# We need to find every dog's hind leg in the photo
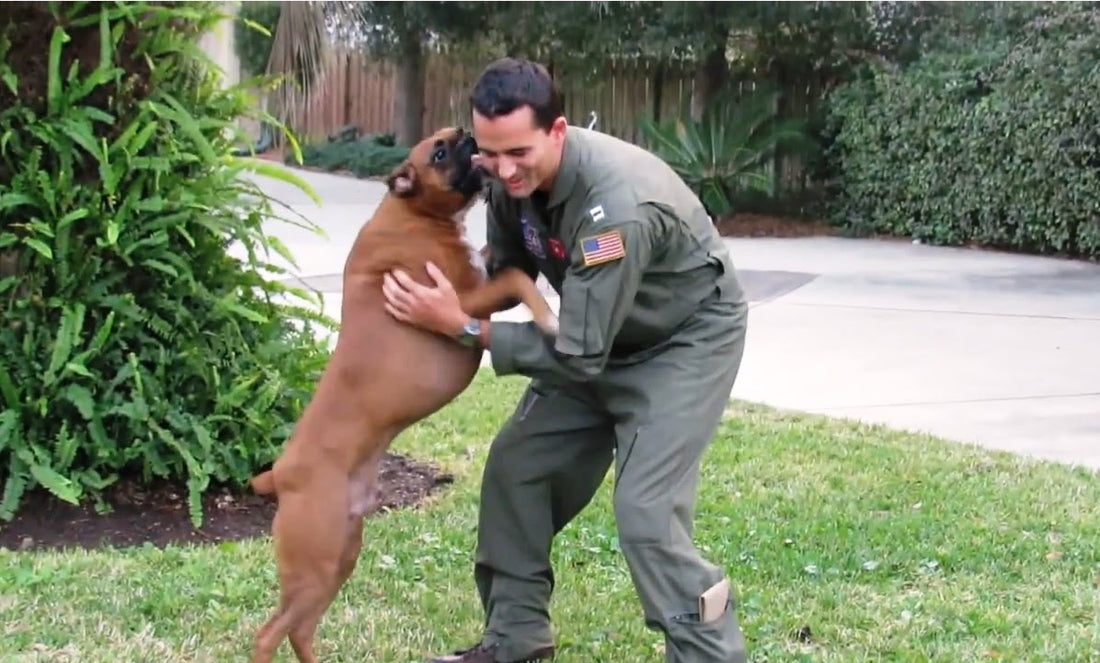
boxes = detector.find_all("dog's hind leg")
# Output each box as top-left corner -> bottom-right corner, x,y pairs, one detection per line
287,514 -> 366,662
282,580 -> 340,663
332,460 -> 382,588
285,461 -> 380,662
254,478 -> 350,662
332,457 -> 381,589
287,512 -> 369,661
253,554 -> 340,663
253,505 -> 301,663
259,549 -> 343,663
253,567 -> 330,663
252,606 -> 295,663
254,589 -> 330,663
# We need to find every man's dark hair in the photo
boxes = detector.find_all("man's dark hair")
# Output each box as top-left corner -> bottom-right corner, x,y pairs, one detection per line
469,58 -> 564,132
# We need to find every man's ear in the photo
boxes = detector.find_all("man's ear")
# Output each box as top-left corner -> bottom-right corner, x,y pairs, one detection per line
550,115 -> 568,142
386,161 -> 418,198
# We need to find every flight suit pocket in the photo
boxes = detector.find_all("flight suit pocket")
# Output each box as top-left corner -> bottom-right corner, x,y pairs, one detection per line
515,385 -> 545,422
707,248 -> 744,303
556,279 -> 601,356
520,392 -> 539,420
699,577 -> 731,623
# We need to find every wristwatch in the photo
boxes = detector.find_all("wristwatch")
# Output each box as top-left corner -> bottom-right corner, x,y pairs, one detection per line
454,317 -> 481,348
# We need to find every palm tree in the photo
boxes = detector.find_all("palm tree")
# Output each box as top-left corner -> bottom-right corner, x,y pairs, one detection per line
257,1 -> 361,146
259,1 -> 514,148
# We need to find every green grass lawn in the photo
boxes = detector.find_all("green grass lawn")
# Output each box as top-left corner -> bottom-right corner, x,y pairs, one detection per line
2,371 -> 1098,662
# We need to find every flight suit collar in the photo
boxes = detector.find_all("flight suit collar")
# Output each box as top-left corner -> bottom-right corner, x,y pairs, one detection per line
547,126 -> 582,209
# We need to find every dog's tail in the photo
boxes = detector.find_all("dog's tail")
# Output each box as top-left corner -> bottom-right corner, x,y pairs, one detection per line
251,469 -> 276,495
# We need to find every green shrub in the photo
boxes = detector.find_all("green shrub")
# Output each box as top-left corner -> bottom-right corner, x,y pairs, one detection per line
0,1 -> 335,525
234,1 -> 280,77
290,131 -> 409,179
824,4 -> 1100,258
637,86 -> 819,220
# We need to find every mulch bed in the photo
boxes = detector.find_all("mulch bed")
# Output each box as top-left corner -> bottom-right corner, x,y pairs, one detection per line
0,453 -> 453,552
715,212 -> 838,238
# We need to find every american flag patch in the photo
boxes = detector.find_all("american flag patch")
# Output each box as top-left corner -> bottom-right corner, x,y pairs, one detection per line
580,230 -> 626,266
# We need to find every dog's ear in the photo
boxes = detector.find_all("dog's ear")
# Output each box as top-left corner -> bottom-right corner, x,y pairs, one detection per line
386,161 -> 418,198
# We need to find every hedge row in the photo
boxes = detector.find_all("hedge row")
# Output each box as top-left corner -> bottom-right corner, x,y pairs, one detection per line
823,5 -> 1100,258
290,129 -> 410,179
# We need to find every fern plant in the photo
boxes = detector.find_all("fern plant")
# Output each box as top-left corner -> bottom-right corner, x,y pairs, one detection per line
637,85 -> 819,219
0,1 -> 336,526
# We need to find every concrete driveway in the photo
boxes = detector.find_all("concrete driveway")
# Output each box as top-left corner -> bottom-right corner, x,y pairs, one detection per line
240,167 -> 1100,472
725,237 -> 1100,471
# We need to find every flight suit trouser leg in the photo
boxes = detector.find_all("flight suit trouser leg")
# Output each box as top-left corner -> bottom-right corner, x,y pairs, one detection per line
597,298 -> 750,663
474,381 -> 615,661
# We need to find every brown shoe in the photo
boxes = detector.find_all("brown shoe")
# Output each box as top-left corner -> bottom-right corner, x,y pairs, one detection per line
429,641 -> 554,663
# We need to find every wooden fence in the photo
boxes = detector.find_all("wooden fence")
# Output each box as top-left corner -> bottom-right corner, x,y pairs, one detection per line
286,50 -> 827,198
289,51 -> 700,145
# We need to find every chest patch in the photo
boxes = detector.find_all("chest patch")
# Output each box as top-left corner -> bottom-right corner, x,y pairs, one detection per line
547,237 -> 568,261
520,217 -> 546,259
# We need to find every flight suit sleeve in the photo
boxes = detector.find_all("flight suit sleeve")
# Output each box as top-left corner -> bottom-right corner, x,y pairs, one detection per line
489,210 -> 655,383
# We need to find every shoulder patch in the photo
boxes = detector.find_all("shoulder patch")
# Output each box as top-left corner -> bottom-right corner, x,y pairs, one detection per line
588,205 -> 605,223
580,230 -> 626,266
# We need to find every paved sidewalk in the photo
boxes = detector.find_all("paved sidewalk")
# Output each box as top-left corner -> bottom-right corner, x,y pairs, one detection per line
239,167 -> 1100,472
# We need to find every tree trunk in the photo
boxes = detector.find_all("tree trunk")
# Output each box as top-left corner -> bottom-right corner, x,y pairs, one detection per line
393,36 -> 425,147
651,61 -> 665,123
0,251 -> 15,279
0,250 -> 27,302
690,45 -> 728,121
343,50 -> 354,128
769,61 -> 793,200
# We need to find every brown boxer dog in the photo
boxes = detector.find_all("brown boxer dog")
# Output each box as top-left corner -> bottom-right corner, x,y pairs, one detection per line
248,127 -> 557,663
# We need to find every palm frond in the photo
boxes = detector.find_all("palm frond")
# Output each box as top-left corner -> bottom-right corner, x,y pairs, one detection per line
637,85 -> 820,218
264,1 -> 362,135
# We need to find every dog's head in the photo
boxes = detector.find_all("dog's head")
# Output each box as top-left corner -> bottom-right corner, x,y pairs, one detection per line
385,127 -> 484,216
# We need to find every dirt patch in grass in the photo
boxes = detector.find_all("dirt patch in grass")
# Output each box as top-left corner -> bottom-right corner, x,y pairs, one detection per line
0,453 -> 453,552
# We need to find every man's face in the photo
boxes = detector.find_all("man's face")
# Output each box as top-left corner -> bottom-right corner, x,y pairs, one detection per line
471,105 -> 566,198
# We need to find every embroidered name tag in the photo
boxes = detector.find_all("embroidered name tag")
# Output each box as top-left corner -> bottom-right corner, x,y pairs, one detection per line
521,218 -> 546,259
580,230 -> 625,266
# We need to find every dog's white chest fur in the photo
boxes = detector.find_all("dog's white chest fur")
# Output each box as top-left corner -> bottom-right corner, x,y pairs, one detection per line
466,236 -> 488,277
454,209 -> 488,278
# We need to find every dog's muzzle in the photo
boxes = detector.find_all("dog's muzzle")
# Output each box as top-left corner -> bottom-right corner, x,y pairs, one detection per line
453,132 -> 484,196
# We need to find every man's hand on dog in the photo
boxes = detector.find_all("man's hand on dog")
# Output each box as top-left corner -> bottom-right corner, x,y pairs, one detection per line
383,262 -> 468,337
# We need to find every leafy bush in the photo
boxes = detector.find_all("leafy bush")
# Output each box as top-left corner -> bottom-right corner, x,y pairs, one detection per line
290,130 -> 409,178
0,1 -> 335,525
234,1 -> 281,77
823,4 -> 1100,258
637,86 -> 819,219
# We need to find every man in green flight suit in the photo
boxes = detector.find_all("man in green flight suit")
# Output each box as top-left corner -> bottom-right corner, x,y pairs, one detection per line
381,58 -> 751,663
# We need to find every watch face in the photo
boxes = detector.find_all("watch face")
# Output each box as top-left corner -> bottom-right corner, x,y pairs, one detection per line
457,318 -> 480,347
